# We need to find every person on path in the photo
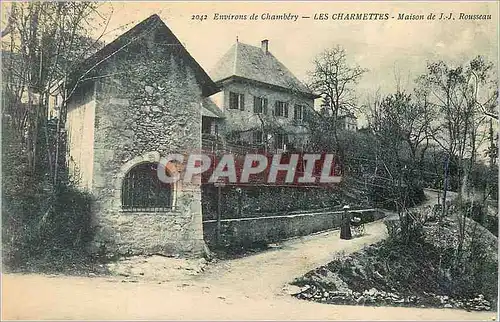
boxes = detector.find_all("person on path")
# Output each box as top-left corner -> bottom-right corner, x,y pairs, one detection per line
340,205 -> 352,240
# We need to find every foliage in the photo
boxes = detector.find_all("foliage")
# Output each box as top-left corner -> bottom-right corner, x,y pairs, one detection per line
2,2 -> 107,185
202,185 -> 345,220
1,2 -> 113,271
296,211 -> 497,310
457,222 -> 498,300
383,210 -> 426,245
309,45 -> 367,118
2,121 -> 95,271
308,45 -> 367,160
368,90 -> 434,177
457,200 -> 498,236
383,206 -> 498,303
358,55 -> 498,214
418,57 -> 497,203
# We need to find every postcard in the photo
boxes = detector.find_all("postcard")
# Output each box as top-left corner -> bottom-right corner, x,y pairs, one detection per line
1,1 -> 498,320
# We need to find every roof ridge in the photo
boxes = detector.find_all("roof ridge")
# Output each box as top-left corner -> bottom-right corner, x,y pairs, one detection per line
210,39 -> 317,97
69,14 -> 219,96
236,41 -> 260,49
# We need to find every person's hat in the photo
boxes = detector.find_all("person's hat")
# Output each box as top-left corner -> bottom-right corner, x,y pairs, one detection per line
343,205 -> 350,210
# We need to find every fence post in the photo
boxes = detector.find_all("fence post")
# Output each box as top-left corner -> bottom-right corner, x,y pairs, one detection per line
215,182 -> 223,247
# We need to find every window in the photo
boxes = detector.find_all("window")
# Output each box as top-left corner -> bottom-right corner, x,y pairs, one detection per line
274,133 -> 289,150
202,118 -> 212,134
273,101 -> 289,117
229,92 -> 245,110
253,96 -> 268,114
122,163 -> 173,211
294,104 -> 305,122
253,130 -> 264,145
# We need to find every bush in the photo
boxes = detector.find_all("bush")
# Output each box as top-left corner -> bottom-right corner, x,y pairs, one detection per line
383,210 -> 426,246
369,181 -> 425,211
459,201 -> 498,236
2,121 -> 95,271
382,210 -> 498,306
2,181 -> 95,271
201,185 -> 344,220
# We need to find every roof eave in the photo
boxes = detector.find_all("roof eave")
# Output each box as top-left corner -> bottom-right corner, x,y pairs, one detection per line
68,14 -> 221,97
202,83 -> 221,97
215,76 -> 319,100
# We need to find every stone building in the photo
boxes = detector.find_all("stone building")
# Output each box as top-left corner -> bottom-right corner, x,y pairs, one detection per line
209,39 -> 319,152
66,14 -> 219,257
201,97 -> 225,138
338,113 -> 358,132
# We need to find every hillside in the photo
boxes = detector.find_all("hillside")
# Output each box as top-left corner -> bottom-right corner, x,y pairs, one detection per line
291,210 -> 498,312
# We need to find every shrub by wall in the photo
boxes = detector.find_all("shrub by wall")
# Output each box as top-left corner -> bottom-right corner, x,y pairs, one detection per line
2,121 -> 95,271
202,184 -> 345,221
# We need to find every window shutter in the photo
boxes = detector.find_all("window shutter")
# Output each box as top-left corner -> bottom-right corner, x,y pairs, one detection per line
253,96 -> 259,113
273,101 -> 277,116
294,105 -> 298,120
253,130 -> 263,144
229,92 -> 236,109
284,103 -> 289,118
263,98 -> 268,115
239,94 -> 245,111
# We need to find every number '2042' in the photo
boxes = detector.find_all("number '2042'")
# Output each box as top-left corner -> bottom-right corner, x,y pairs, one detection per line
191,14 -> 208,21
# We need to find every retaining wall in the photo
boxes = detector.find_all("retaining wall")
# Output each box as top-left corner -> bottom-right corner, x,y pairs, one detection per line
203,209 -> 386,248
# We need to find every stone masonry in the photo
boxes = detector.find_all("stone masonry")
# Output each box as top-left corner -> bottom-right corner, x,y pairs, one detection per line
215,81 -> 313,149
66,15 -> 217,258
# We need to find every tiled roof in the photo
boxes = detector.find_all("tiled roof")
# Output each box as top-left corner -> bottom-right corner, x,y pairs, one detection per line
210,42 -> 315,97
202,97 -> 224,118
68,14 -> 219,97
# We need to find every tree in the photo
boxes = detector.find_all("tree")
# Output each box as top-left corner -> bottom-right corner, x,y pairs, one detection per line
308,45 -> 367,158
418,57 -> 497,200
369,91 -> 434,180
1,2 -> 114,268
417,56 -> 498,269
2,2 -> 110,185
468,57 -> 499,121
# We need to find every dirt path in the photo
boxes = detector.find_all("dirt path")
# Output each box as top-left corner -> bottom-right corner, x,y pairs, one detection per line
197,220 -> 389,299
199,189 -> 455,296
2,190 -> 496,320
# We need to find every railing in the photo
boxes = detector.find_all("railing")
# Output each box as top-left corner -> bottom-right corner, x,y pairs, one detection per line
202,207 -> 385,247
202,138 -> 266,155
202,207 -> 379,224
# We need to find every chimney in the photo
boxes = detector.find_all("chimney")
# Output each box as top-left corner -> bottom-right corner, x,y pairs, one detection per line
261,39 -> 269,54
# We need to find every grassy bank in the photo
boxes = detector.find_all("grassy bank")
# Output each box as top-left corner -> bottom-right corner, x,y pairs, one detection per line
291,209 -> 498,312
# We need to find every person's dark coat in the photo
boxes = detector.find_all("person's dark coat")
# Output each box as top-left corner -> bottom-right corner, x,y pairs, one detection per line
340,210 -> 352,240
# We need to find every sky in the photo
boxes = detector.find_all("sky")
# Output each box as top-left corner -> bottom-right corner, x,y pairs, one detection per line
95,2 -> 498,90
2,1 -> 498,122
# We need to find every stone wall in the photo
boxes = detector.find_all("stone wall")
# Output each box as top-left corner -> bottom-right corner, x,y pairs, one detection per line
87,32 -> 207,257
203,209 -> 386,248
